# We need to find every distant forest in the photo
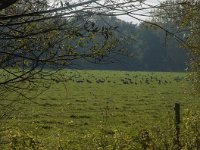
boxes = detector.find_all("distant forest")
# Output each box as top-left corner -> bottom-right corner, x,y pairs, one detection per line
76,16 -> 188,72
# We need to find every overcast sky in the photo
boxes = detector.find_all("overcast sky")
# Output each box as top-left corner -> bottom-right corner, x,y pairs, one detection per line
146,0 -> 164,5
118,0 -> 165,24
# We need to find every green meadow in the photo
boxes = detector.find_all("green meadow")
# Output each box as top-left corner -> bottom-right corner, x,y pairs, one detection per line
0,70 -> 199,149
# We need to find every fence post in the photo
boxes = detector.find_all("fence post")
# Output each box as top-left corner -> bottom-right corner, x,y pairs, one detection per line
174,103 -> 180,149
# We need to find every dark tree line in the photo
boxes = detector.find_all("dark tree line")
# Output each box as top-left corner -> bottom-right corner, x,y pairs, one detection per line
77,16 -> 188,72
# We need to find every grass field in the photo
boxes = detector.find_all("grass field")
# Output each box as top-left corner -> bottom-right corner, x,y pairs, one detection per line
0,70 -> 199,149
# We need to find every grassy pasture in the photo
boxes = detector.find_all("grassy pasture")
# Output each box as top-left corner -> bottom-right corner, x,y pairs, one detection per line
0,70 -> 199,149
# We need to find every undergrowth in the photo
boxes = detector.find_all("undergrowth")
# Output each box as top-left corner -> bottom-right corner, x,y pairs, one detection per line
1,109 -> 199,150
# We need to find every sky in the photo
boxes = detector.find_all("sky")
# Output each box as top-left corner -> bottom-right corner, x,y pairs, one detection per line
118,0 -> 165,24
146,0 -> 164,5
50,0 -> 165,24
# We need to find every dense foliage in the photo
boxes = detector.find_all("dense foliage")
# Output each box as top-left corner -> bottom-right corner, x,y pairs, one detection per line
152,0 -> 200,92
78,16 -> 188,71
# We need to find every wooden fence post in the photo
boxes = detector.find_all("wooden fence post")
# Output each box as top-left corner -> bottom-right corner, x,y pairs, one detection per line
174,103 -> 180,149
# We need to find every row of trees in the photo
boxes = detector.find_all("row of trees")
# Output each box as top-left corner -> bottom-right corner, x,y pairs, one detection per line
77,16 -> 188,72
